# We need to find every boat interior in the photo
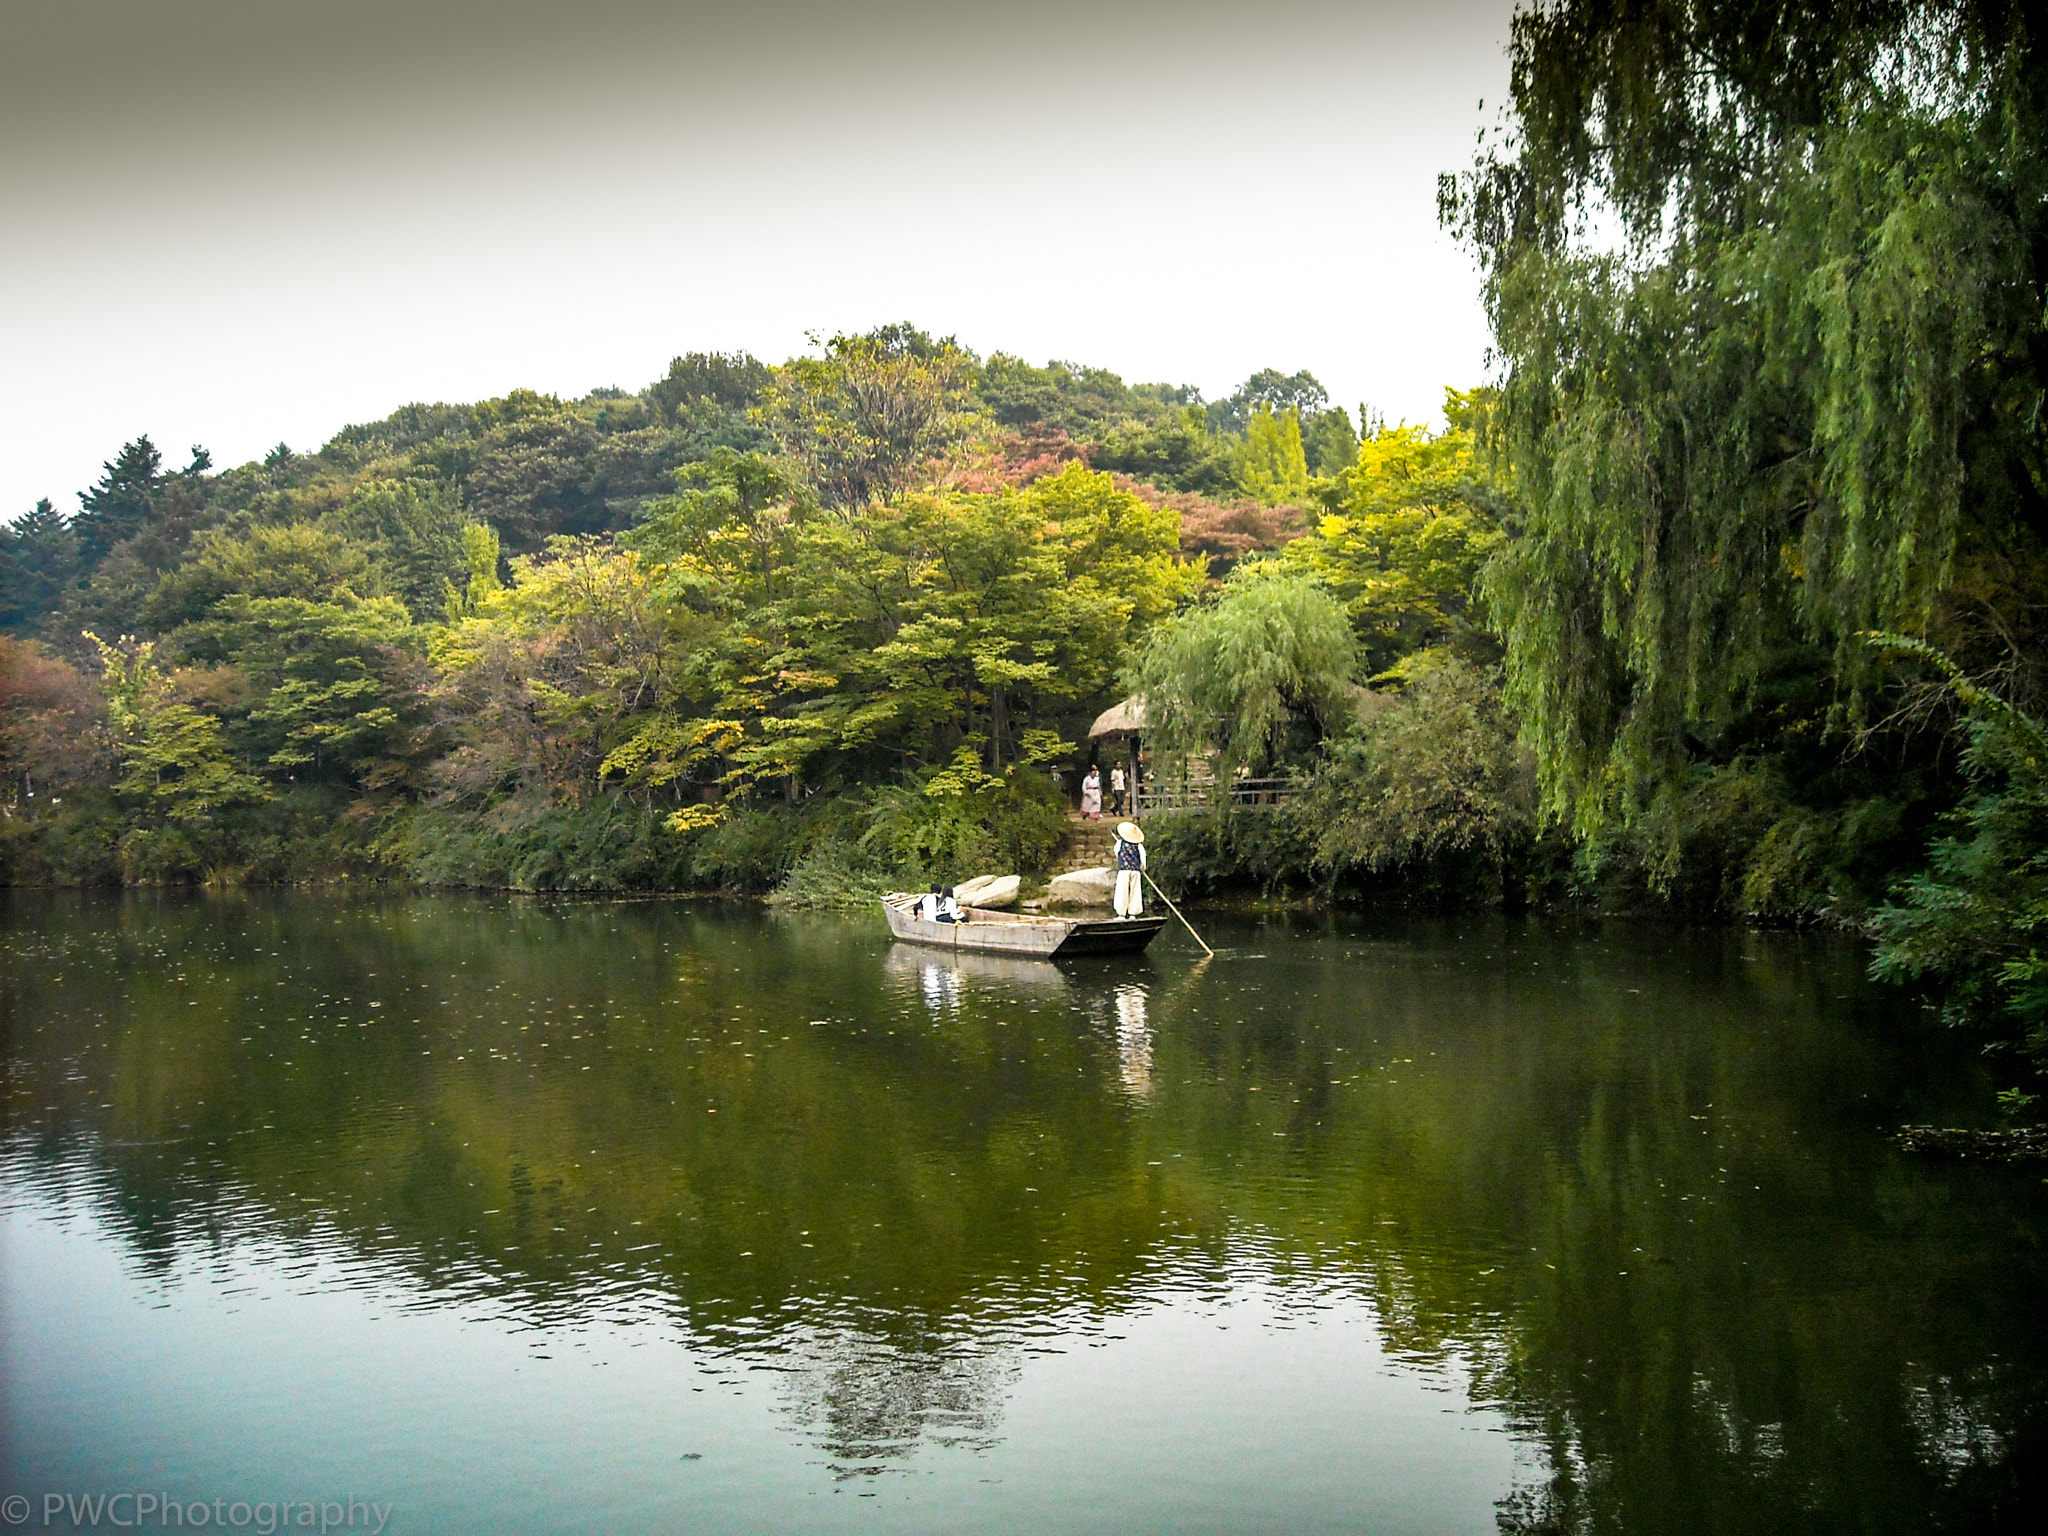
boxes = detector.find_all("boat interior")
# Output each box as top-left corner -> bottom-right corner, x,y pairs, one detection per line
885,895 -> 1066,927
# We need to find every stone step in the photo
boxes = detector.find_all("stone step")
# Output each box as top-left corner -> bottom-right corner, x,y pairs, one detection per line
1052,817 -> 1121,874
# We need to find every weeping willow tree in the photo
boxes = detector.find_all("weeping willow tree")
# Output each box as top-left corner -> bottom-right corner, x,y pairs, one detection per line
1445,0 -> 2048,841
1127,566 -> 1358,789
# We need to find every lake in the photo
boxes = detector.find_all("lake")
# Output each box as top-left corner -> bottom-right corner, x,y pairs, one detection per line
3,891 -> 2044,1534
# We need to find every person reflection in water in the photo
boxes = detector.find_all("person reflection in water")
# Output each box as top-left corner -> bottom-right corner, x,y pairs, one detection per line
920,962 -> 959,1012
1114,984 -> 1153,1096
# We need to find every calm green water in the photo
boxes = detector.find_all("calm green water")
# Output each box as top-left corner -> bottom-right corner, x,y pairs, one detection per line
3,892 -> 2043,1534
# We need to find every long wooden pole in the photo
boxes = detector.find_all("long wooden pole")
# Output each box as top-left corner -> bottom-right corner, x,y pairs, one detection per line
1142,870 -> 1214,958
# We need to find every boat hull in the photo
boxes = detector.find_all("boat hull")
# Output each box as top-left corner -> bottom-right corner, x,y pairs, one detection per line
881,897 -> 1166,957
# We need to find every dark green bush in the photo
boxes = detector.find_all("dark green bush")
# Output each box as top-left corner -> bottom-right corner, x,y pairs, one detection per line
403,795 -> 696,891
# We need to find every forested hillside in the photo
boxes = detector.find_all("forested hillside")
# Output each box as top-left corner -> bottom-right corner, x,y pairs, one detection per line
4,0 -> 2046,1076
0,329 -> 1403,897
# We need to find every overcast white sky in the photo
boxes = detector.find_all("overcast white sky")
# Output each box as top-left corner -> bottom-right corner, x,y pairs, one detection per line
1,0 -> 1518,518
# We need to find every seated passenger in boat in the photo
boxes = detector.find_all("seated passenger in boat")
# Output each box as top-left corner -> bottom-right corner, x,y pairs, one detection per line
917,884 -> 966,923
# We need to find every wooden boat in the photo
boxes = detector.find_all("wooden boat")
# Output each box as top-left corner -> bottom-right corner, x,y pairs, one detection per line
881,894 -> 1167,957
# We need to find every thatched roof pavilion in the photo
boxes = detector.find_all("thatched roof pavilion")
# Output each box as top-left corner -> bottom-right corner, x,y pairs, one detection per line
1087,697 -> 1146,739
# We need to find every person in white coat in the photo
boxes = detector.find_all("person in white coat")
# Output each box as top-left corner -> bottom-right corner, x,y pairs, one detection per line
1112,822 -> 1147,918
1080,765 -> 1103,819
917,884 -> 964,923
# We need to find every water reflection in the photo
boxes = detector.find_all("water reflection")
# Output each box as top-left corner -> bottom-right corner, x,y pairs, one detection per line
884,942 -> 1073,1000
3,892 -> 2045,1532
775,1317 -> 1021,1468
1112,984 -> 1153,1098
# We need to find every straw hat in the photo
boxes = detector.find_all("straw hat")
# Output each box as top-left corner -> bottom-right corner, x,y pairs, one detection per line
1116,821 -> 1143,844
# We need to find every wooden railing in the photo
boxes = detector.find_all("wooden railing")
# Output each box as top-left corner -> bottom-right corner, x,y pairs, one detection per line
1133,776 -> 1295,814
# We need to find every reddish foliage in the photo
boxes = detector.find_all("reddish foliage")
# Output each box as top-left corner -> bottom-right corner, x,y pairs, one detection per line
938,439 -> 1308,575
0,637 -> 112,796
1112,478 -> 1309,567
946,429 -> 1091,493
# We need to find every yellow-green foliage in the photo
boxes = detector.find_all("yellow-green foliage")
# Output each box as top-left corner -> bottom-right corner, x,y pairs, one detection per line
86,633 -> 268,821
621,459 -> 1199,796
1280,393 -> 1505,673
1234,407 -> 1310,506
430,539 -> 701,800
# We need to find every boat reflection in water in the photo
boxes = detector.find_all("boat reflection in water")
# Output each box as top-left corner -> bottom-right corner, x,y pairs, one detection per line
884,942 -> 1076,1016
884,945 -> 1158,1099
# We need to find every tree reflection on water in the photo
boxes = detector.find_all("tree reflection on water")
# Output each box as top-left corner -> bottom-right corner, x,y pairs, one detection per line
3,891 -> 2044,1528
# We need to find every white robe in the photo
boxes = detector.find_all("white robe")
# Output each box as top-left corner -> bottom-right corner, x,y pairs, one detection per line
1113,840 -> 1146,917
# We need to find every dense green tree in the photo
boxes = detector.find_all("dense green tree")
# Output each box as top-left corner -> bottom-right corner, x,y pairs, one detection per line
629,449 -> 811,603
612,462 -> 1195,800
1208,369 -> 1329,437
1235,407 -> 1311,506
975,354 -> 1188,438
433,538 -> 703,803
762,326 -> 979,509
447,523 -> 503,619
1302,650 -> 1535,880
459,405 -> 684,551
1302,405 -> 1359,478
648,351 -> 772,419
143,524 -> 381,630
57,439 -> 226,641
86,632 -> 267,821
327,477 -> 468,620
317,402 -> 476,474
172,589 -> 423,779
0,500 -> 81,632
73,438 -> 166,567
1867,637 -> 2048,1063
233,599 -> 421,774
1091,406 -> 1239,495
1446,0 -> 2048,841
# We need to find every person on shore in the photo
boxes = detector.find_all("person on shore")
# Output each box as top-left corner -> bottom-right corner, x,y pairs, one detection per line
1080,765 -> 1102,820
1113,821 -> 1146,918
1109,762 -> 1127,816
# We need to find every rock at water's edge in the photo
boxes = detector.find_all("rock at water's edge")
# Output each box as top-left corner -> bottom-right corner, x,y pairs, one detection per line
1047,866 -> 1116,907
954,874 -> 1020,909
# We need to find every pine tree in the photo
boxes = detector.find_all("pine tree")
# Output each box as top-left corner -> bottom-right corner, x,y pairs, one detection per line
73,437 -> 165,569
0,499 -> 80,632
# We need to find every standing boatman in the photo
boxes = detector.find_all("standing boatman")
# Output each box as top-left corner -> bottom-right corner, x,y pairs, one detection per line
1113,821 -> 1147,919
